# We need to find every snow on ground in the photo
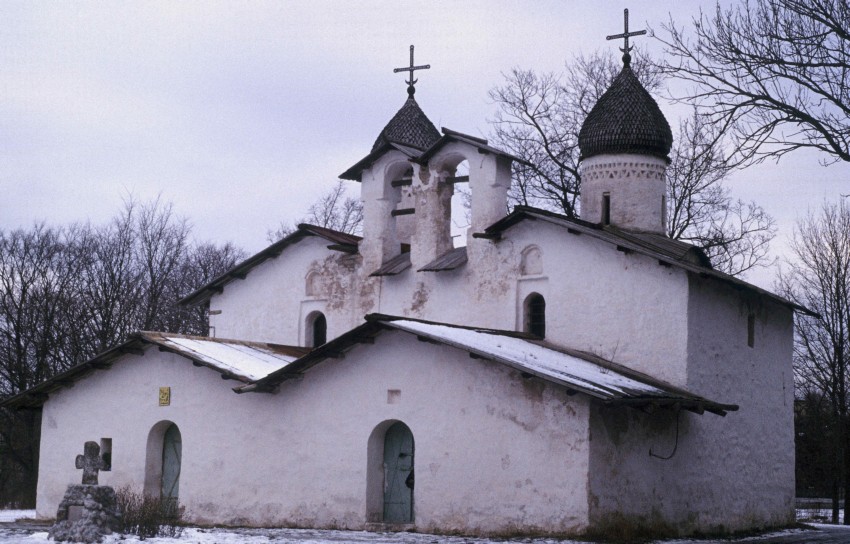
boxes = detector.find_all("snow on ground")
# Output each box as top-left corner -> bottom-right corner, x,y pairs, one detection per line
0,511 -> 34,523
13,527 -> 585,544
0,511 -> 844,544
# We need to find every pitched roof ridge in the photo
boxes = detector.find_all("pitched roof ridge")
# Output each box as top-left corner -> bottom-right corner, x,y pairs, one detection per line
178,223 -> 360,307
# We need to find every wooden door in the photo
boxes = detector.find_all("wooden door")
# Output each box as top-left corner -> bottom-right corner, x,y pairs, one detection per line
161,424 -> 182,510
383,422 -> 414,523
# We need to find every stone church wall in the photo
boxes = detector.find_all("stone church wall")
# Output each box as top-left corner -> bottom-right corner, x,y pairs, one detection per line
586,276 -> 795,536
37,331 -> 591,536
209,236 -> 361,344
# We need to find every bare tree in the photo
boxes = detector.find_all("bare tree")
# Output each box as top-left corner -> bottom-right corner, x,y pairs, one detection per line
0,199 -> 244,506
489,50 -> 775,276
268,180 -> 363,242
657,0 -> 850,165
667,111 -> 776,276
0,224 -> 89,506
489,50 -> 661,218
778,200 -> 850,523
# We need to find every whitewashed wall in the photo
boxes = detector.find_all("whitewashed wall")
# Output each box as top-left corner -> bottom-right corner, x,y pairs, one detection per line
37,331 -> 590,536
586,278 -> 795,535
208,217 -> 691,388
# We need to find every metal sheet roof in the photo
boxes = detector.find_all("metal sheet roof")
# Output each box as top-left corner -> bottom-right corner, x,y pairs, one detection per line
1,333 -> 308,409
245,314 -> 737,416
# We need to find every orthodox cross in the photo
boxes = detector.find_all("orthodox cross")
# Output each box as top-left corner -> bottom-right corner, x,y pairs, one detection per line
75,441 -> 107,485
606,8 -> 646,65
393,45 -> 430,97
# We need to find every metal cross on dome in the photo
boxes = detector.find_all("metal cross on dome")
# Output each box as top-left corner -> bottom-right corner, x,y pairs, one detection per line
606,8 -> 646,65
394,45 -> 430,98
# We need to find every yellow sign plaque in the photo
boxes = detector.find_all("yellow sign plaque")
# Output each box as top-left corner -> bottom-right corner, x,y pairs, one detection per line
159,387 -> 171,406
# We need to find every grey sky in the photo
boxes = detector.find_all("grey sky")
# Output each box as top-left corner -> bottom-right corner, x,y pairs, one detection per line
2,1 -> 847,290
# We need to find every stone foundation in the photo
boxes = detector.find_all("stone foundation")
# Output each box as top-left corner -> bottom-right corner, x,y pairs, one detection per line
49,485 -> 120,543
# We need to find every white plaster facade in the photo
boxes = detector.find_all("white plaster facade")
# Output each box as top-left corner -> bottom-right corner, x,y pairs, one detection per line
24,83 -> 799,539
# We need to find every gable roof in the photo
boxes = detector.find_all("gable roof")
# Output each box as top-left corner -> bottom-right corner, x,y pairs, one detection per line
241,314 -> 738,416
340,127 -> 528,182
1,332 -> 308,409
475,206 -> 812,316
179,223 -> 361,307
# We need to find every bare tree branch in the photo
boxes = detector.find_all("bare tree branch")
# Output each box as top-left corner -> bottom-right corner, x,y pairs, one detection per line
656,0 -> 850,165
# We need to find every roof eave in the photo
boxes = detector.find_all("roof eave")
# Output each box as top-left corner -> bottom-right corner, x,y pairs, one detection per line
340,142 -> 422,182
178,225 -> 360,307
414,128 -> 530,166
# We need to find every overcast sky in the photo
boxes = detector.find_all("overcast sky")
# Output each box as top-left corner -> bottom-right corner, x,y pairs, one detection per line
2,1 -> 847,290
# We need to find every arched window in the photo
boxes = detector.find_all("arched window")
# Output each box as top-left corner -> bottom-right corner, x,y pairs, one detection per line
524,293 -> 546,338
307,312 -> 327,347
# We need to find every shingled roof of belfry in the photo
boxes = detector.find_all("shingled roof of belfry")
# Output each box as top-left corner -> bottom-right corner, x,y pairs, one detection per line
371,97 -> 441,153
578,62 -> 673,162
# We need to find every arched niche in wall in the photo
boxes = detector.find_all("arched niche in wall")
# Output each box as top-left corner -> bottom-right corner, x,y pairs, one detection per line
305,270 -> 322,298
520,245 -> 543,276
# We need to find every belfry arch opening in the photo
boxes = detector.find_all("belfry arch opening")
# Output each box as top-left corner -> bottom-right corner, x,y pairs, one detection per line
448,160 -> 470,248
388,164 -> 415,253
366,420 -> 415,524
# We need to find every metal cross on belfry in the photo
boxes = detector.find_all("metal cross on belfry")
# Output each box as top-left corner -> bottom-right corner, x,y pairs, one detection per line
393,45 -> 430,98
606,8 -> 646,65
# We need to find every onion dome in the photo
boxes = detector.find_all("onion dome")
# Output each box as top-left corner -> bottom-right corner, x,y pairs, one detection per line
371,97 -> 440,153
578,63 -> 672,162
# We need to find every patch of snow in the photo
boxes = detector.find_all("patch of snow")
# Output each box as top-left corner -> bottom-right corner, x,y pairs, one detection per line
389,320 -> 674,400
159,337 -> 298,381
0,510 -> 34,522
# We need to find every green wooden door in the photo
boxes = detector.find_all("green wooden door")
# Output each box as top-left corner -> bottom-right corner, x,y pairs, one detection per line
161,424 -> 182,510
383,422 -> 414,523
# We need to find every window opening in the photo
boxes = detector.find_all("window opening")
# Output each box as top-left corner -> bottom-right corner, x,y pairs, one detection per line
311,313 -> 327,347
100,438 -> 112,471
747,313 -> 755,348
524,293 -> 546,338
602,192 -> 611,226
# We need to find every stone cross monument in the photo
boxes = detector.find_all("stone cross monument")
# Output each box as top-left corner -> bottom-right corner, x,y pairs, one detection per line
50,441 -> 120,543
75,441 -> 106,485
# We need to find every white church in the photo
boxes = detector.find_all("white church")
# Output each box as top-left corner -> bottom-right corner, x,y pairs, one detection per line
5,39 -> 801,538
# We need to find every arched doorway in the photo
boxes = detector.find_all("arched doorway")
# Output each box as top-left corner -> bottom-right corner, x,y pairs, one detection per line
382,422 -> 414,523
144,421 -> 182,507
161,424 -> 182,511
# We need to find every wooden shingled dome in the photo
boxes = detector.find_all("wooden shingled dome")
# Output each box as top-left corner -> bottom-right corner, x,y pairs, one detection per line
371,97 -> 441,153
578,63 -> 672,162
